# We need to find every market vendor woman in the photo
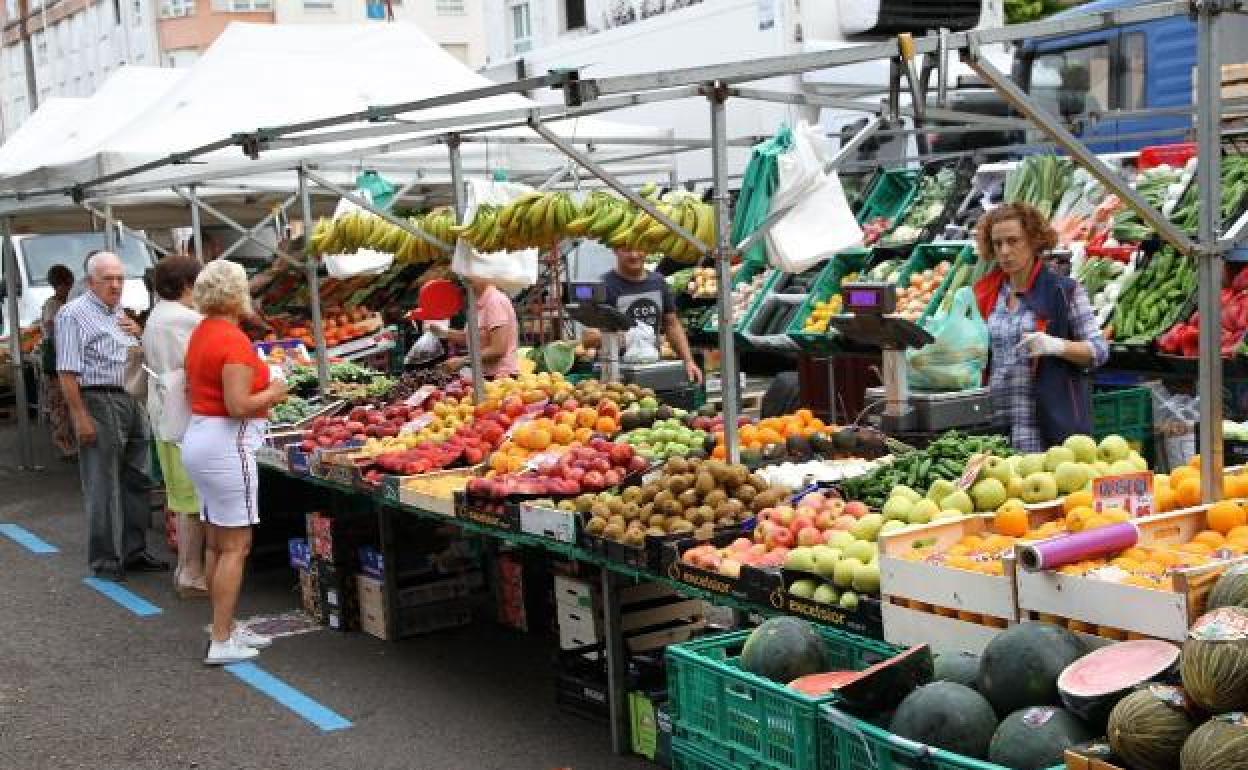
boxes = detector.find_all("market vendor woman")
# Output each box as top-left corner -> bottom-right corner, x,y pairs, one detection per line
973,202 -> 1108,452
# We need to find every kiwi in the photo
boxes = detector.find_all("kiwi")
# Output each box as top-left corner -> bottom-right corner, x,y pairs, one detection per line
586,516 -> 607,535
669,519 -> 695,534
646,527 -> 667,538
668,475 -> 691,496
735,485 -> 757,504
678,488 -> 700,509
666,457 -> 690,475
623,529 -> 645,547
608,514 -> 627,528
661,498 -> 683,517
590,502 -> 611,519
607,498 -> 625,516
621,486 -> 642,503
694,523 -> 716,541
695,472 -> 716,495
720,499 -> 746,520
622,504 -> 641,521
747,474 -> 768,490
703,489 -> 728,509
604,521 -> 626,540
728,465 -> 749,488
705,460 -> 729,483
648,514 -> 668,528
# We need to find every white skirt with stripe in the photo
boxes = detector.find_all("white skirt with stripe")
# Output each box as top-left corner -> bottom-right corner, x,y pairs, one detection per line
181,415 -> 267,528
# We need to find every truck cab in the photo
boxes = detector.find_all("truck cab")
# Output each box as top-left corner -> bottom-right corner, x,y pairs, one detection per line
0,231 -> 156,335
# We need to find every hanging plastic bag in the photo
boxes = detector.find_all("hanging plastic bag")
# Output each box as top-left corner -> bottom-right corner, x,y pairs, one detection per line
451,178 -> 539,294
320,178 -> 396,278
621,322 -> 660,365
766,120 -> 864,274
356,170 -> 396,212
906,287 -> 990,391
404,329 -> 445,367
732,125 -> 792,267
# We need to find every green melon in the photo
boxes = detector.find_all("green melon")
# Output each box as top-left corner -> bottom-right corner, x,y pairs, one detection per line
988,706 -> 1094,770
1208,563 -> 1248,610
1179,714 -> 1248,770
889,682 -> 998,759
1107,685 -> 1199,770
739,616 -> 828,685
978,622 -> 1087,716
932,651 -> 981,689
1180,607 -> 1248,713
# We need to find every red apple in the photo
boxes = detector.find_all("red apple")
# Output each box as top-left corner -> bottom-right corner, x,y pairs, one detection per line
832,514 -> 857,530
796,526 -> 823,547
768,527 -> 794,548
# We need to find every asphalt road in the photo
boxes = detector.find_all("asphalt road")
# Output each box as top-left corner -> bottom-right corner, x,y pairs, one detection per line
0,425 -> 650,770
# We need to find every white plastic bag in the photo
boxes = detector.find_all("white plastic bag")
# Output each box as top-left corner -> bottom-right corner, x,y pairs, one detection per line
621,323 -> 660,365
322,189 -> 395,278
146,366 -> 191,443
404,330 -> 445,367
451,178 -> 539,294
766,121 -> 863,274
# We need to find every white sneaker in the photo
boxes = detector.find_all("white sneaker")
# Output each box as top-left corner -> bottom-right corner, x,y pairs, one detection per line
204,637 -> 260,665
232,625 -> 272,649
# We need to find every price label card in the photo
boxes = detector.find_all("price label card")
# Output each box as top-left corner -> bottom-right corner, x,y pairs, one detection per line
524,449 -> 565,472
1092,471 -> 1154,517
400,413 -> 435,436
956,454 -> 988,490
503,413 -> 536,440
405,385 -> 436,408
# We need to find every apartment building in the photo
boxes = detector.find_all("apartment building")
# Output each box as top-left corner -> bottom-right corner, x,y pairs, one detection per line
272,0 -> 486,67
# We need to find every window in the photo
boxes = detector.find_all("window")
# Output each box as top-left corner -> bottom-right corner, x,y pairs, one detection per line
1122,32 -> 1146,112
21,233 -> 151,288
509,1 -> 531,55
133,0 -> 143,24
441,43 -> 468,63
302,0 -> 333,10
435,0 -> 463,14
1029,43 -> 1112,121
562,0 -> 586,30
160,0 -> 194,16
211,0 -> 271,11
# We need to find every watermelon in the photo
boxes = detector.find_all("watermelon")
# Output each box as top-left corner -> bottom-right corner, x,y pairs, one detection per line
1209,563 -> 1248,610
932,651 -> 981,689
1107,685 -> 1198,770
988,706 -> 1094,770
786,644 -> 932,714
1179,713 -> 1248,770
1180,607 -> 1248,713
739,617 -> 828,685
978,622 -> 1087,717
1057,639 -> 1181,727
889,682 -> 999,759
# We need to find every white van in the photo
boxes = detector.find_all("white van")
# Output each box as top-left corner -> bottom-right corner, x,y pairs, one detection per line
0,231 -> 156,335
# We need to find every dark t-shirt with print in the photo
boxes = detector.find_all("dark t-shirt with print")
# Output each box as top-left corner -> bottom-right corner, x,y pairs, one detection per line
600,269 -> 675,337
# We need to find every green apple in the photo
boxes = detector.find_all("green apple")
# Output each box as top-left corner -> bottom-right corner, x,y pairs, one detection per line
784,547 -> 817,573
833,557 -> 863,588
1007,475 -> 1026,499
1110,459 -> 1137,476
881,519 -> 908,536
844,540 -> 877,564
789,579 -> 818,599
1054,461 -> 1090,495
940,490 -> 975,516
1064,434 -> 1099,464
814,550 -> 842,580
981,455 -> 1015,485
825,531 -> 855,550
1022,471 -> 1059,504
838,591 -> 860,610
891,485 -> 922,503
970,478 -> 1007,512
1127,451 -> 1148,472
881,496 -> 915,522
927,479 -> 957,503
1098,434 -> 1131,463
1017,453 -> 1047,478
1044,446 -> 1077,472
908,498 -> 939,524
851,561 -> 881,593
812,583 -> 839,605
850,514 -> 885,542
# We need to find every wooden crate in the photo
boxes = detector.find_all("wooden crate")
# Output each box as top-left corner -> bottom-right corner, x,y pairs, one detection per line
397,468 -> 476,515
881,600 -> 1006,655
1014,504 -> 1248,642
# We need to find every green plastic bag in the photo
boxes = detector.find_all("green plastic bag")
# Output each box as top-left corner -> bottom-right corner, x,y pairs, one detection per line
731,125 -> 792,267
906,287 -> 990,391
356,170 -> 396,211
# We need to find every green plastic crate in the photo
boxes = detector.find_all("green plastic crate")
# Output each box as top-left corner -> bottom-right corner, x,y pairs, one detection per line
703,260 -> 776,334
915,242 -> 977,324
818,706 -> 1064,770
787,248 -> 873,353
667,627 -> 899,770
857,169 -> 922,226
896,241 -> 972,290
1092,385 -> 1153,438
672,736 -> 754,770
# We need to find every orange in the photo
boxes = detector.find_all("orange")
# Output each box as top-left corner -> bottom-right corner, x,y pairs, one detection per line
1208,500 -> 1247,534
1228,525 -> 1248,543
1155,486 -> 1179,513
551,424 -> 574,445
595,416 -> 617,435
1176,478 -> 1202,509
528,428 -> 552,451
795,408 -> 814,424
1066,505 -> 1095,533
994,506 -> 1029,537
1193,530 -> 1226,549
711,445 -> 727,460
1189,453 -> 1201,469
575,408 -> 597,429
574,427 -> 593,443
1171,465 -> 1197,486
1224,473 -> 1248,500
1064,489 -> 1093,514
1178,541 -> 1214,556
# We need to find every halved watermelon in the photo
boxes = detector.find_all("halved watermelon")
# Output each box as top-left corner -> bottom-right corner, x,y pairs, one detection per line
788,671 -> 860,697
786,644 -> 933,714
1057,639 -> 1181,728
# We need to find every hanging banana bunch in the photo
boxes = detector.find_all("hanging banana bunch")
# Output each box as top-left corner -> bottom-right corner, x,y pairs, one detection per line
492,191 -> 581,250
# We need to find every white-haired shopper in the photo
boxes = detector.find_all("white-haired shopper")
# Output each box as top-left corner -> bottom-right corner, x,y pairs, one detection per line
181,260 -> 287,665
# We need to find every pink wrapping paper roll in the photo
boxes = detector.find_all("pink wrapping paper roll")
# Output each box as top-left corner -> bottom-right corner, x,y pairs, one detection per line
1018,521 -> 1141,572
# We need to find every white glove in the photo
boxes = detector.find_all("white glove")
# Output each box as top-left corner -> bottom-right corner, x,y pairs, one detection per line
426,320 -> 450,339
1017,331 -> 1066,358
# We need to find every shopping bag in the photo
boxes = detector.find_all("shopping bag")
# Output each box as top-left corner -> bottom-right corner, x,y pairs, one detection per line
146,366 -> 191,442
906,287 -> 990,391
356,170 -> 396,212
321,180 -> 396,278
732,125 -> 792,267
451,178 -> 539,294
766,120 -> 863,274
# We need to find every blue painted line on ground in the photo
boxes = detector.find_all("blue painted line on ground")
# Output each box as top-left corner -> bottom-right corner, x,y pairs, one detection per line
82,577 -> 163,616
0,523 -> 59,553
224,662 -> 352,732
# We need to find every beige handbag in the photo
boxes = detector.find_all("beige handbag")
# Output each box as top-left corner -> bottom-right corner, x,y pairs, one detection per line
124,344 -> 148,402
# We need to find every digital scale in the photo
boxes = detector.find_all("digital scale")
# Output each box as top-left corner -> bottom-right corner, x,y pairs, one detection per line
828,282 -> 992,434
564,281 -> 689,390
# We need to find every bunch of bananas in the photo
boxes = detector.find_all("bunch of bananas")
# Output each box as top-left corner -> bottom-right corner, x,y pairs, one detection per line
622,194 -> 717,264
564,191 -> 639,246
489,191 -> 581,250
305,209 -> 455,265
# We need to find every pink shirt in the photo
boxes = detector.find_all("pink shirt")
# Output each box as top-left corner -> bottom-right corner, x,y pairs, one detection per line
476,285 -> 519,378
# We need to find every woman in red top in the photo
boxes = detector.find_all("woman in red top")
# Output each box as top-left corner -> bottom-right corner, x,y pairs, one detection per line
181,260 -> 287,666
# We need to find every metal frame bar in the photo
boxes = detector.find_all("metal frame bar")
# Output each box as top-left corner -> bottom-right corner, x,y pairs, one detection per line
1196,0 -> 1224,500
188,185 -> 204,261
964,50 -> 1199,257
1224,208 -> 1248,248
173,187 -> 304,265
3,217 -> 34,470
447,137 -> 485,404
297,167 -> 331,393
301,168 -> 451,253
709,84 -> 740,465
79,202 -> 172,257
529,117 -> 709,256
217,194 -> 298,262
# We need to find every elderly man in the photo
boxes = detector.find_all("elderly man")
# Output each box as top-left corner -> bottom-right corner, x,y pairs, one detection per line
57,251 -> 168,580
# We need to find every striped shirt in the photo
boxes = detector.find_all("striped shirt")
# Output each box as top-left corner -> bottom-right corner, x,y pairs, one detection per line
55,291 -> 137,387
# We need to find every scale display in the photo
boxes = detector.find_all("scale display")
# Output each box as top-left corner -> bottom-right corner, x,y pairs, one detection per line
840,282 -> 896,315
566,281 -> 607,304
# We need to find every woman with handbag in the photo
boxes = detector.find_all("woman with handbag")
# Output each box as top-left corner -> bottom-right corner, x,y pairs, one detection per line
141,255 -> 205,598
41,265 -> 76,459
181,260 -> 287,665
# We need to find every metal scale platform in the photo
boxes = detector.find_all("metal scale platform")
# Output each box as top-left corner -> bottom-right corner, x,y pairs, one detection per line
565,281 -> 689,390
828,282 -> 992,434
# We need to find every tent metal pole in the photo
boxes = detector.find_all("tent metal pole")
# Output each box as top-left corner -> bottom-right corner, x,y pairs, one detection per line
188,186 -> 204,261
529,118 -> 709,256
447,137 -> 484,404
79,202 -> 171,257
3,218 -> 35,470
301,168 -> 450,252
1196,0 -> 1224,501
709,83 -> 740,465
103,204 -> 117,252
1222,207 -> 1248,248
963,50 -> 1198,257
173,188 -> 303,265
297,167 -> 331,395
216,194 -> 298,263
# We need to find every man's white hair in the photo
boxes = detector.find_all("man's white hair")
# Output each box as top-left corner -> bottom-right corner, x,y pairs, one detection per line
85,251 -> 121,279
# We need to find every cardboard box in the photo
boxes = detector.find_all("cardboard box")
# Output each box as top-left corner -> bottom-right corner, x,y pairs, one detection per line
1064,745 -> 1126,770
298,567 -> 322,621
358,597 -> 475,641
356,572 -> 478,612
314,559 -> 357,631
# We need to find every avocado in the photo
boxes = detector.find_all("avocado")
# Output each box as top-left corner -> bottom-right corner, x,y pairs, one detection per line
810,431 -> 836,456
739,448 -> 763,471
762,443 -> 789,465
833,427 -> 858,451
785,434 -> 812,461
638,408 -> 657,427
655,405 -> 674,422
698,403 -> 718,418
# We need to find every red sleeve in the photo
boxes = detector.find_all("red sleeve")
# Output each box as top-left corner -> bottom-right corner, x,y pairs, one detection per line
221,327 -> 260,367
